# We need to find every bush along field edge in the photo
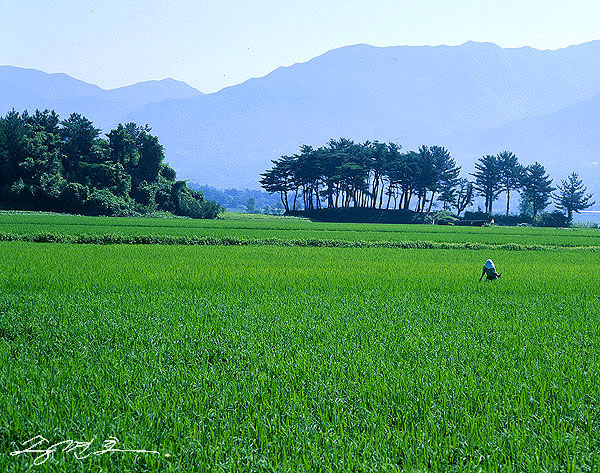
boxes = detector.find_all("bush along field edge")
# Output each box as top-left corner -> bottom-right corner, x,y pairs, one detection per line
0,231 -> 598,251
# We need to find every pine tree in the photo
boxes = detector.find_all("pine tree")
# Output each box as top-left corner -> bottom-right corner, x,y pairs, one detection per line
520,162 -> 554,218
554,172 -> 595,223
471,155 -> 501,214
497,151 -> 523,216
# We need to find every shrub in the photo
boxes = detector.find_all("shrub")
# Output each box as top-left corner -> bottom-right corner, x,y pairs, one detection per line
535,211 -> 569,228
177,192 -> 223,219
463,211 -> 490,220
60,183 -> 90,212
425,210 -> 457,225
196,200 -> 223,219
132,180 -> 156,208
86,189 -> 131,216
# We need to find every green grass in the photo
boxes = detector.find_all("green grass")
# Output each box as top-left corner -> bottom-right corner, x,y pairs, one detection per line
1,214 -> 600,471
1,212 -> 600,247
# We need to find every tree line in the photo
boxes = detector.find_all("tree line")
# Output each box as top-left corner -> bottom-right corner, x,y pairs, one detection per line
0,110 -> 221,218
260,138 -> 594,223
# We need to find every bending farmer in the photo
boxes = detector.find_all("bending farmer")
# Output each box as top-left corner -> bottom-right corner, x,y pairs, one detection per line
479,259 -> 502,281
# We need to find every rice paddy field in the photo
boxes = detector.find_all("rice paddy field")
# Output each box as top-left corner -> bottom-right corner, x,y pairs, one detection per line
1,212 -> 600,472
1,212 -> 600,247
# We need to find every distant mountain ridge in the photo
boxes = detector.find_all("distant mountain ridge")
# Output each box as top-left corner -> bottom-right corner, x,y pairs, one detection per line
2,41 -> 600,204
447,92 -> 600,173
0,65 -> 202,125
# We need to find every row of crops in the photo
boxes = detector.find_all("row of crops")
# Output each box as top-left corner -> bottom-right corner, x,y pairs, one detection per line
1,212 -> 600,247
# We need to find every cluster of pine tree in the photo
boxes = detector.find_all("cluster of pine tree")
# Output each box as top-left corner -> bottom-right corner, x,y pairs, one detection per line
261,138 -> 594,224
261,139 -> 463,213
0,110 -> 221,218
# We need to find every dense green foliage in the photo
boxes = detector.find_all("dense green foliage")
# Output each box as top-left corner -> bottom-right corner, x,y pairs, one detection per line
1,229 -> 600,471
261,139 -> 595,223
0,110 -> 221,218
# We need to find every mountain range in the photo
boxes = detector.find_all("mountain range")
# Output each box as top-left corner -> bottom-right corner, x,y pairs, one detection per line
2,40 -> 600,204
0,65 -> 202,127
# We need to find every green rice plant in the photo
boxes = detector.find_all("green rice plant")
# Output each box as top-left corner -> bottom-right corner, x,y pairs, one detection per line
3,230 -> 599,251
1,242 -> 600,472
1,212 -> 600,247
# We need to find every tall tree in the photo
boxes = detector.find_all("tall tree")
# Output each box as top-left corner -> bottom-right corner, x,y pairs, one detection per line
107,123 -> 139,167
364,141 -> 390,208
453,178 -> 474,216
396,151 -> 420,210
292,145 -> 323,210
339,144 -> 370,208
554,172 -> 595,223
414,146 -> 436,212
323,138 -> 357,208
497,151 -> 523,216
432,147 -> 460,212
60,113 -> 102,180
260,156 -> 296,212
135,131 -> 164,183
471,155 -> 501,214
0,110 -> 29,191
520,162 -> 554,218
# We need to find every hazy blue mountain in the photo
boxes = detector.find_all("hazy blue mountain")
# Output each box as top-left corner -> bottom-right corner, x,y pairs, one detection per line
102,78 -> 202,106
0,65 -> 102,113
448,93 -> 600,199
47,96 -> 139,130
0,66 -> 202,128
50,79 -> 203,129
123,40 -> 600,189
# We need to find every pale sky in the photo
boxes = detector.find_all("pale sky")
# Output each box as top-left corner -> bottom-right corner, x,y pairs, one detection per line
1,0 -> 599,93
